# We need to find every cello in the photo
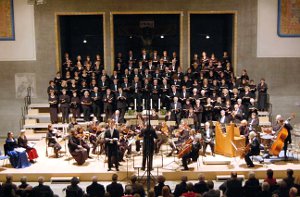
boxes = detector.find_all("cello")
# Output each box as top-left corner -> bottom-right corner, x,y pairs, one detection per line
269,114 -> 295,156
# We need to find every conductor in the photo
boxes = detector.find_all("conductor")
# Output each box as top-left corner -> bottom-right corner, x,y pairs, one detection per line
140,123 -> 158,171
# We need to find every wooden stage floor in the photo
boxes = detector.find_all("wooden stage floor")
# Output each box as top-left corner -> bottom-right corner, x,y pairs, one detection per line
1,137 -> 300,182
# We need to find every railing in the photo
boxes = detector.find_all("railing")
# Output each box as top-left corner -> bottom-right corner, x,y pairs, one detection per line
267,93 -> 273,124
20,87 -> 32,130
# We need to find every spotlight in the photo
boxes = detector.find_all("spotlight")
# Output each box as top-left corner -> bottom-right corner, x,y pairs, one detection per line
129,36 -> 133,39
83,39 -> 87,44
160,35 -> 164,39
206,35 -> 210,39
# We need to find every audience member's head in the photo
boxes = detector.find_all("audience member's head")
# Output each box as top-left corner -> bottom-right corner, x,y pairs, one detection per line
231,171 -> 238,179
161,185 -> 171,197
198,173 -> 205,181
207,180 -> 214,190
262,182 -> 270,192
267,169 -> 274,179
6,174 -> 13,183
186,182 -> 194,192
157,175 -> 166,184
91,176 -> 98,183
181,175 -> 188,183
70,177 -> 80,186
248,171 -> 256,179
289,187 -> 298,197
148,189 -> 155,197
20,176 -> 27,184
124,185 -> 133,195
130,175 -> 138,184
287,169 -> 294,177
38,176 -> 45,185
112,174 -> 118,182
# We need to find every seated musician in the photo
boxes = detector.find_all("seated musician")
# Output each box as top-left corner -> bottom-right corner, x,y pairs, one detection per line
111,110 -> 126,125
168,122 -> 190,157
244,131 -> 263,167
201,122 -> 215,157
151,109 -> 159,120
239,120 -> 250,145
155,122 -> 169,154
248,112 -> 259,131
18,130 -> 38,163
272,114 -> 293,159
182,135 -> 202,171
68,129 -> 88,165
46,124 -> 62,158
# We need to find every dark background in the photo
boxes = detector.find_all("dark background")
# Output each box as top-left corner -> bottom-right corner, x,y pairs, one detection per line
59,15 -> 104,65
190,14 -> 233,64
113,14 -> 180,63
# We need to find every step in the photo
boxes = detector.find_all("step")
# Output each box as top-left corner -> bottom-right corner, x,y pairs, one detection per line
258,111 -> 270,116
50,176 -> 79,184
216,175 -> 245,181
28,103 -> 49,109
23,123 -> 69,129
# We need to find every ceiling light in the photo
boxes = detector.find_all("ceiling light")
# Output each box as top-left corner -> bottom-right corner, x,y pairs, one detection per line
206,35 -> 210,39
83,39 -> 87,44
160,35 -> 164,39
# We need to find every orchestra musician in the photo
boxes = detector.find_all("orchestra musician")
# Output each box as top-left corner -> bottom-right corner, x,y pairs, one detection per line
239,120 -> 250,145
201,122 -> 215,157
182,135 -> 202,171
111,110 -> 126,125
168,123 -> 190,157
272,114 -> 293,160
244,131 -> 263,167
18,130 -> 38,163
155,122 -> 169,154
81,91 -> 92,122
140,123 -> 158,171
68,128 -> 88,165
46,124 -> 62,158
104,120 -> 120,171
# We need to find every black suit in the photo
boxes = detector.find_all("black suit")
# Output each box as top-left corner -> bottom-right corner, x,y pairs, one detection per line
103,93 -> 114,121
194,181 -> 209,194
86,182 -> 105,197
173,182 -> 187,197
104,128 -> 120,170
182,141 -> 201,170
115,92 -> 127,119
31,184 -> 54,197
91,91 -> 102,121
106,182 -> 124,197
244,137 -> 260,167
141,126 -> 158,170
219,178 -> 243,197
170,102 -> 182,125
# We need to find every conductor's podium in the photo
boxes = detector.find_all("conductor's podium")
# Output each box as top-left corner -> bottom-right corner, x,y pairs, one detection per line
215,122 -> 245,157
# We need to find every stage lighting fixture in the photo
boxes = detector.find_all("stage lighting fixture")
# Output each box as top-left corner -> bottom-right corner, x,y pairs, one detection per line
206,35 -> 210,39
83,39 -> 87,44
129,36 -> 133,39
160,35 -> 164,39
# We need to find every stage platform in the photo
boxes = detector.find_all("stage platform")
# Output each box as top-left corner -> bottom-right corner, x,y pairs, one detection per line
1,136 -> 300,182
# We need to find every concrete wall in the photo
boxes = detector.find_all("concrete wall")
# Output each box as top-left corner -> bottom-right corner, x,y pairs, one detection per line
0,0 -> 299,136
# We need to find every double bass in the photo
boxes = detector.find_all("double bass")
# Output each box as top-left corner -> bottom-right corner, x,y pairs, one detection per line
269,114 -> 295,156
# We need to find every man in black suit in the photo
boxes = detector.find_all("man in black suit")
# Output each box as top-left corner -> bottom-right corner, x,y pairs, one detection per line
103,88 -> 114,121
104,120 -> 120,171
140,123 -> 158,171
173,176 -> 188,197
59,89 -> 70,124
106,174 -> 124,197
170,96 -> 182,126
31,177 -> 54,197
194,173 -> 209,194
202,122 -> 215,156
219,172 -> 243,197
111,110 -> 125,125
154,175 -> 170,197
86,176 -> 105,197
182,135 -> 202,171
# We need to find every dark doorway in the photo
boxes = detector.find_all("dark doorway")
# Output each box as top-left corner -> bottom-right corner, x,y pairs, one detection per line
113,14 -> 180,65
190,14 -> 234,66
59,14 -> 104,67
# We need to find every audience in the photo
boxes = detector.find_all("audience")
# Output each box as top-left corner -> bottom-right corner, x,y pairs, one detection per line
65,177 -> 84,197
173,175 -> 188,197
203,180 -> 220,197
106,174 -> 124,197
0,169 -> 299,197
31,176 -> 54,197
86,176 -> 105,197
